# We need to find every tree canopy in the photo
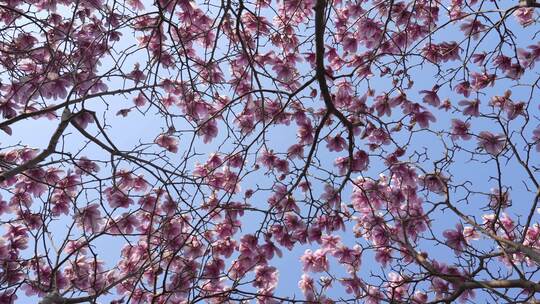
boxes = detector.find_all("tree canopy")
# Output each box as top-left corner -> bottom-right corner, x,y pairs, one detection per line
1,0 -> 540,303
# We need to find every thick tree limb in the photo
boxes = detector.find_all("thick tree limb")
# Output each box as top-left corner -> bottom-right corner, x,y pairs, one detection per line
404,233 -> 540,303
521,0 -> 540,8
314,0 -> 357,130
0,85 -> 155,130
0,108 -> 77,182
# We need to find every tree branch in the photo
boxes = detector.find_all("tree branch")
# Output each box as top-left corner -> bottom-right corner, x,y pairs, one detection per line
521,0 -> 540,8
0,108 -> 78,182
314,0 -> 358,130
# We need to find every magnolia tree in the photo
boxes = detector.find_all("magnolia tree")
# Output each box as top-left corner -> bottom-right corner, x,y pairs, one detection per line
2,0 -> 540,303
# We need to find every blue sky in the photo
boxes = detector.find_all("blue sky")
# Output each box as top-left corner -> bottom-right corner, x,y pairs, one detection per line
2,1 -> 540,303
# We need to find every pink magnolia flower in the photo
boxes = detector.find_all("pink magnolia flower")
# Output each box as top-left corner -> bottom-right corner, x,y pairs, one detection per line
505,63 -> 525,80
450,119 -> 471,140
132,175 -> 148,191
533,126 -> 540,152
206,153 -> 223,169
514,7 -> 534,27
458,99 -> 480,116
287,144 -> 304,159
133,93 -> 147,107
341,275 -> 362,297
358,19 -> 383,48
494,55 -> 512,71
326,134 -> 347,152
76,157 -> 100,175
0,196 -> 11,215
504,101 -> 525,120
0,99 -> 18,119
439,98 -> 451,110
9,189 -> 32,209
422,42 -> 460,63
76,203 -> 102,232
110,213 -> 140,234
321,185 -> 340,209
297,121 -> 314,144
202,258 -> 224,280
459,19 -> 486,39
334,150 -> 369,175
471,52 -> 486,65
463,226 -> 480,242
439,41 -> 460,61
115,170 -> 135,190
454,81 -> 471,97
373,94 -> 392,117
138,194 -> 157,211
422,43 -> 442,63
470,72 -> 495,90
127,0 -> 144,10
332,244 -> 362,268
518,48 -> 537,68
524,224 -> 540,247
413,110 -> 436,128
105,188 -> 134,208
387,272 -> 409,301
41,77 -> 70,100
375,247 -> 392,267
500,213 -> 515,231
0,290 -> 17,304
272,61 -> 296,82
477,131 -> 506,155
301,249 -> 329,273
419,88 -> 440,107
412,291 -> 428,303
161,94 -> 177,109
199,119 -> 218,143
227,153 -> 244,168
342,35 -> 358,53
258,149 -> 277,169
16,148 -> 38,163
253,265 -> 278,291
320,234 -> 341,251
298,274 -> 315,301
365,285 -> 383,304
128,63 -> 145,84
73,111 -> 95,129
155,134 -> 179,153
443,224 -> 467,252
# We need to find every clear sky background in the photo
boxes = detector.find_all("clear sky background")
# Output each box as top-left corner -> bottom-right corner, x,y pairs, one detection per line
2,1 -> 540,303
